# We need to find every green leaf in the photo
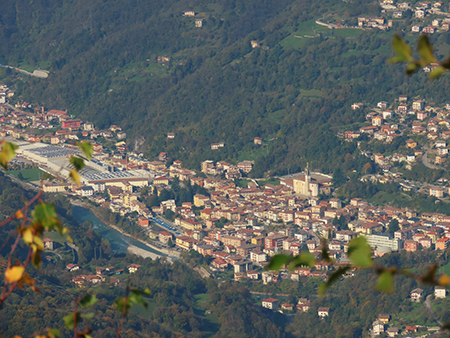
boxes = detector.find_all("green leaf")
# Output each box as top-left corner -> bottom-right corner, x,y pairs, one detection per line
81,312 -> 95,321
348,237 -> 372,268
391,35 -> 413,63
417,35 -> 436,65
319,266 -> 351,298
405,62 -> 420,75
321,238 -> 333,263
69,156 -> 85,171
290,251 -> 316,269
0,141 -> 18,169
47,328 -> 61,338
129,292 -> 148,310
63,312 -> 81,330
33,204 -> 62,232
31,245 -> 43,268
114,297 -> 131,316
376,271 -> 394,292
79,294 -> 97,308
77,142 -> 93,160
129,287 -> 151,296
429,66 -> 447,79
266,254 -> 294,271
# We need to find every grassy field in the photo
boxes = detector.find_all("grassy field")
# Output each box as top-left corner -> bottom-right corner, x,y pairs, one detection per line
393,301 -> 435,326
439,261 -> 450,276
193,293 -> 220,337
235,179 -> 249,188
332,28 -> 363,37
300,89 -> 324,97
259,179 -> 280,186
44,231 -> 68,244
8,168 -> 49,182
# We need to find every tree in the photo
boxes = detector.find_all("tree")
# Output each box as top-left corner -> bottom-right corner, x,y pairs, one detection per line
388,219 -> 399,235
163,209 -> 175,221
332,167 -> 346,187
167,238 -> 173,247
17,171 -> 24,181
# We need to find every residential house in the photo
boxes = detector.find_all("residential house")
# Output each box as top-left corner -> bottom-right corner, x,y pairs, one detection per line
436,236 -> 450,249
386,327 -> 399,337
410,288 -> 424,302
435,286 -> 447,298
318,307 -> 330,318
262,298 -> 279,310
430,187 -> 444,198
127,264 -> 141,273
412,25 -> 422,32
66,264 -> 80,272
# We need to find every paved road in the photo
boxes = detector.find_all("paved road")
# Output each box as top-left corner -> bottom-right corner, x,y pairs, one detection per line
422,147 -> 442,170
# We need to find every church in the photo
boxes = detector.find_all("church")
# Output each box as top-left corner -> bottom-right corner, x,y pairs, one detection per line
293,165 -> 332,197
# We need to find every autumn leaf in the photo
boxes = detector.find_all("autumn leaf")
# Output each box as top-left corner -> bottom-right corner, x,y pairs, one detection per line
5,266 -> 25,283
439,274 -> 450,286
69,169 -> 81,186
15,210 -> 24,219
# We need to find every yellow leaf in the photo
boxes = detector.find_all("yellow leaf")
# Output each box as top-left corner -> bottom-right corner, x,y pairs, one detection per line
22,227 -> 34,245
69,169 -> 81,186
5,266 -> 25,283
439,274 -> 450,286
15,210 -> 24,219
34,236 -> 44,250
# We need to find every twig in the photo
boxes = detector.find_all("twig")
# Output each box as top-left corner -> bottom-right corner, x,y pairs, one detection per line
116,279 -> 130,338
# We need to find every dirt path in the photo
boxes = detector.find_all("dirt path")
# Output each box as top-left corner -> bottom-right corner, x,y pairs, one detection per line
0,65 -> 49,78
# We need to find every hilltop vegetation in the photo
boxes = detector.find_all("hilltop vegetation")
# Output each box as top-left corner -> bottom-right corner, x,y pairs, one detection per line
1,0 -> 450,175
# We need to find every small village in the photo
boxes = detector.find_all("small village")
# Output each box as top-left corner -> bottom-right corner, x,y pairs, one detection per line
342,96 -> 450,198
332,0 -> 450,33
3,84 -> 450,336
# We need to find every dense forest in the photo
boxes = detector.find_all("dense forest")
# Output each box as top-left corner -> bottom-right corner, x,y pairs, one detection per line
1,0 -> 450,175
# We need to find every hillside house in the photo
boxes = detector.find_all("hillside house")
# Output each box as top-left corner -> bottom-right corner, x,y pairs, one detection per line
436,236 -> 450,249
410,288 -> 424,302
262,298 -> 279,310
435,286 -> 447,298
127,264 -> 141,273
318,307 -> 330,318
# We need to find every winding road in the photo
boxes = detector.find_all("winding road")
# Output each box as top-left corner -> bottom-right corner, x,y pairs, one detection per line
422,146 -> 442,170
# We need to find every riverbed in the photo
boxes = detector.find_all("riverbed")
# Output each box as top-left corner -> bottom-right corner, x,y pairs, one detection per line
72,205 -> 172,260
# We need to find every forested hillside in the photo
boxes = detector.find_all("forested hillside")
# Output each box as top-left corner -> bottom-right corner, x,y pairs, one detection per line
1,0 -> 450,174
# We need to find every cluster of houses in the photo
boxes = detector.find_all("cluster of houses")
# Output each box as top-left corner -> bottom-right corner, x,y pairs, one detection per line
67,263 -> 141,287
344,97 -> 450,188
372,285 -> 447,336
147,169 -> 450,283
0,103 -> 126,147
260,297 -> 325,316
200,159 -> 255,178
182,10 -> 203,28
356,1 -> 450,33
0,84 -> 14,104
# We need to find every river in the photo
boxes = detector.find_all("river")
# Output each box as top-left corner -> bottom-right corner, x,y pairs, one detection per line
72,205 -> 170,259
